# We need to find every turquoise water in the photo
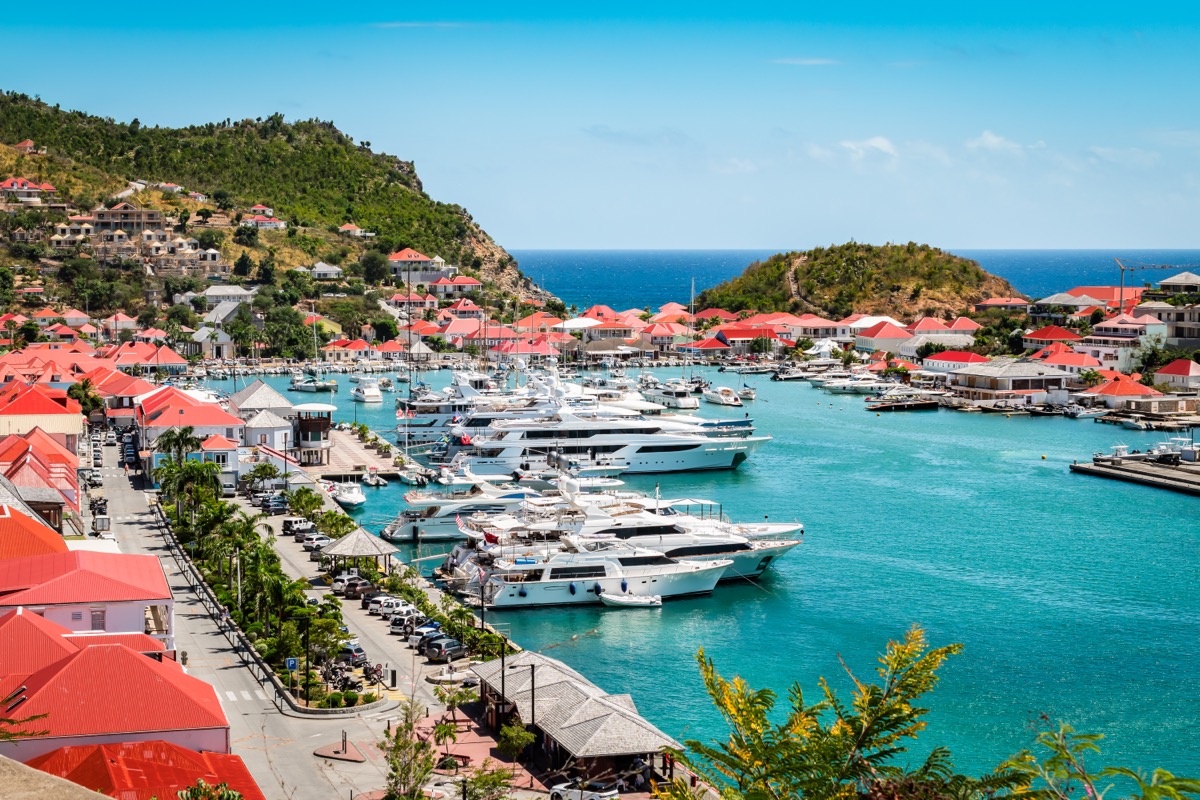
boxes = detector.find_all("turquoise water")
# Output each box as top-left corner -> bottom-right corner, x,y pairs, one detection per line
210,371 -> 1200,776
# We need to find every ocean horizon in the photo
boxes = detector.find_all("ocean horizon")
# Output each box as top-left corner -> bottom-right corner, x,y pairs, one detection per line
510,248 -> 1200,312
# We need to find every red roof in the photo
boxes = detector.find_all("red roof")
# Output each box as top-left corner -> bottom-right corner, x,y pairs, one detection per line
694,309 -> 738,322
0,504 -> 67,560
29,741 -> 265,800
1086,377 -> 1162,397
907,317 -> 949,332
451,275 -> 482,286
1154,358 -> 1200,378
857,322 -> 912,340
0,382 -> 82,417
338,223 -> 361,231
200,434 -> 239,451
33,308 -> 61,319
948,316 -> 982,332
1043,352 -> 1101,368
976,297 -> 1028,306
0,607 -> 80,676
684,337 -> 731,350
0,552 -> 170,605
925,350 -> 990,364
1029,341 -> 1073,359
388,247 -> 431,263
1025,325 -> 1082,342
0,644 -> 227,740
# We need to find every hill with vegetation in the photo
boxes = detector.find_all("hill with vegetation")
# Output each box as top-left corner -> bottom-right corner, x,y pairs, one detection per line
697,242 -> 1021,320
0,91 -> 542,298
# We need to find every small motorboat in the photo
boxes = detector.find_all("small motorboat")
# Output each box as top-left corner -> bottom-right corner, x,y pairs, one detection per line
290,376 -> 338,393
599,592 -> 662,608
333,483 -> 367,508
362,469 -> 388,487
398,467 -> 431,486
703,386 -> 744,407
737,385 -> 757,401
351,379 -> 384,403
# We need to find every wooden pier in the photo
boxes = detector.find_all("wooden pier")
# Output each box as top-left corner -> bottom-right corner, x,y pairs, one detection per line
1069,457 -> 1200,497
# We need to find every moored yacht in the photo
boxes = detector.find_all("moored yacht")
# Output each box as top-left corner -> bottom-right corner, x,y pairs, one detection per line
352,378 -> 384,403
702,386 -> 743,406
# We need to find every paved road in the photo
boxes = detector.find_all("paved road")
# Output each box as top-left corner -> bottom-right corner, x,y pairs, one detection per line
102,464 -> 396,800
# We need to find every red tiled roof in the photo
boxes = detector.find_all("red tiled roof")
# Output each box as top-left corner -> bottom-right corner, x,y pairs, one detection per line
0,607 -> 79,675
1155,358 -> 1200,378
925,350 -> 990,364
451,275 -> 482,286
1086,377 -> 1162,397
1043,352 -> 1101,368
0,504 -> 66,560
388,247 -> 431,262
64,632 -> 166,653
1025,325 -> 1082,342
857,322 -> 912,340
200,434 -> 239,451
907,317 -> 949,332
682,337 -> 731,350
0,382 -> 82,416
0,644 -> 227,740
948,316 -> 982,331
0,552 -> 170,605
28,741 -> 265,800
33,308 -> 61,319
694,308 -> 738,321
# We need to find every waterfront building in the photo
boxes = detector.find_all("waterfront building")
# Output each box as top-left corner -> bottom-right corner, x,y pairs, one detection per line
292,403 -> 334,466
137,387 -> 245,453
898,334 -> 976,359
1084,376 -> 1164,408
1153,358 -> 1200,391
948,358 -> 1072,404
854,321 -> 912,354
1041,351 -> 1102,377
229,379 -> 294,421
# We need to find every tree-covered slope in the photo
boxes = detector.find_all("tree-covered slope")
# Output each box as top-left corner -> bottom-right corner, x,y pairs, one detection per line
697,242 -> 1021,319
0,91 -> 542,297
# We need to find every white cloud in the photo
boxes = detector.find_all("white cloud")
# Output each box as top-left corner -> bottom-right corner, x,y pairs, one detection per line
840,136 -> 897,160
1087,146 -> 1161,168
771,57 -> 840,66
804,143 -> 836,163
965,130 -> 1024,156
712,158 -> 758,175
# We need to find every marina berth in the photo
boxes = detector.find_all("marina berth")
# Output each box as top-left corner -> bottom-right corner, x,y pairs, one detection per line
480,538 -> 731,609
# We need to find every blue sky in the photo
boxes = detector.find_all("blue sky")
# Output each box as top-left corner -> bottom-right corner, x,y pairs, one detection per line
6,3 -> 1200,249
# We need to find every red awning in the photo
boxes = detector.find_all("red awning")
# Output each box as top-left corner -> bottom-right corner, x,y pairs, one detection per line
105,408 -> 136,417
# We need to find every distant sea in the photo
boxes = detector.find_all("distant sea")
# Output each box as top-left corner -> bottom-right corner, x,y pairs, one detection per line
510,249 -> 1200,310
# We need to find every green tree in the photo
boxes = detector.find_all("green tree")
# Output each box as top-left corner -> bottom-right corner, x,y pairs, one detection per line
156,426 -> 203,464
0,267 -> 14,307
433,721 -> 458,765
286,486 -> 324,520
246,462 -> 281,493
464,760 -> 517,800
67,378 -> 104,417
749,336 -> 773,355
434,683 -> 478,726
362,250 -> 390,285
657,627 -> 1016,800
177,208 -> 191,231
233,225 -> 259,247
317,509 -> 357,538
196,208 -> 215,224
1079,369 -> 1104,388
382,699 -> 438,800
233,252 -> 254,277
497,720 -> 535,764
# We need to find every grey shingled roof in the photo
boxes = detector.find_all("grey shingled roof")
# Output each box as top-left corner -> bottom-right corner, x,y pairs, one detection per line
471,650 -> 680,758
949,358 -> 1072,379
230,379 -> 294,414
319,528 -> 399,558
243,409 -> 292,429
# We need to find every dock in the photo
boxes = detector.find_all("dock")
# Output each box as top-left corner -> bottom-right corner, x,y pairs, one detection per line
306,429 -> 402,481
1069,457 -> 1200,497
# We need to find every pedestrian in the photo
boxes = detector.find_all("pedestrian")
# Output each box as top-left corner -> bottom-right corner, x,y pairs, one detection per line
123,462 -> 129,476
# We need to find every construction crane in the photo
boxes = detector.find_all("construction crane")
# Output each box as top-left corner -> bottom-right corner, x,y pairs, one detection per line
1114,258 -> 1200,311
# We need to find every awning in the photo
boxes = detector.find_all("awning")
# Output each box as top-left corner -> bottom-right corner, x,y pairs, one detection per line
105,408 -> 136,417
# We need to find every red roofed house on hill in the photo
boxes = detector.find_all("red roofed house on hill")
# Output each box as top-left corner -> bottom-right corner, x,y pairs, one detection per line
1022,325 -> 1082,350
974,297 -> 1030,312
28,740 -> 266,800
0,551 -> 173,648
1041,351 -> 1103,376
0,643 -> 227,760
388,247 -> 433,279
1153,358 -> 1200,391
854,322 -> 912,354
0,177 -> 57,203
337,222 -> 374,239
1073,313 -> 1169,373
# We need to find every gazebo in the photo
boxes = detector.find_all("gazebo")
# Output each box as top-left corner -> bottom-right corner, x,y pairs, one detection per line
318,528 -> 400,572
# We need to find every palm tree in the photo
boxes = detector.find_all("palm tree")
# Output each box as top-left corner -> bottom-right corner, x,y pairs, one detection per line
67,378 -> 104,417
432,721 -> 458,766
156,425 -> 203,464
246,462 -> 280,494
286,487 -> 323,520
317,510 -> 357,539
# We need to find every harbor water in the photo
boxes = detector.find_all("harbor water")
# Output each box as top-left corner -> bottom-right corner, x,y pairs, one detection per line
208,369 -> 1200,776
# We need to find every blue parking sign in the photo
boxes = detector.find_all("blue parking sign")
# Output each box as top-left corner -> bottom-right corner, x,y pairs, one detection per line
286,657 -> 298,671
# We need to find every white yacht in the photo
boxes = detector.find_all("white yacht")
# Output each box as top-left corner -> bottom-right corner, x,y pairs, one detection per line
332,482 -> 367,508
290,375 -> 338,393
643,380 -> 701,409
381,481 -> 540,541
352,378 -> 384,403
482,541 -> 730,609
703,386 -> 743,407
428,409 -> 768,475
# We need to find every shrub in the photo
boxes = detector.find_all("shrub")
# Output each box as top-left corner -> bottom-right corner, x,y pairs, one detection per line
327,691 -> 343,708
363,692 -> 377,704
343,690 -> 359,707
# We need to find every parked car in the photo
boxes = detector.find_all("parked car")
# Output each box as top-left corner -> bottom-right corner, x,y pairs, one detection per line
376,597 -> 410,617
360,590 -> 387,610
309,546 -> 329,562
301,532 -> 328,550
283,517 -> 315,537
344,579 -> 375,600
549,780 -> 620,800
104,431 -> 117,446
302,534 -> 332,551
417,633 -> 455,657
367,595 -> 394,615
337,643 -> 368,668
331,572 -> 360,594
387,607 -> 422,627
426,638 -> 469,663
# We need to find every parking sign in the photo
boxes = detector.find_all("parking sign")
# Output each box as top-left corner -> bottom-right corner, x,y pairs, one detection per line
286,657 -> 298,672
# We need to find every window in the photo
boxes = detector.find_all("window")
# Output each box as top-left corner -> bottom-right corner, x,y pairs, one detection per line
259,434 -> 267,445
90,609 -> 106,631
213,453 -> 228,466
70,610 -> 83,621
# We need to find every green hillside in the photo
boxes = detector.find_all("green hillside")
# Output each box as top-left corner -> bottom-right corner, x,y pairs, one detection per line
697,242 -> 1021,319
0,91 -> 536,293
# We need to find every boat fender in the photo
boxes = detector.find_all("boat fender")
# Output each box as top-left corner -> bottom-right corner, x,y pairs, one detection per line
518,587 -> 527,597
569,582 -> 576,595
594,582 -> 602,595
621,579 -> 628,593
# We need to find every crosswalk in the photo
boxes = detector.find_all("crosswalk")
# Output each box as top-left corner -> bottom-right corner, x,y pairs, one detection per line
223,689 -> 269,703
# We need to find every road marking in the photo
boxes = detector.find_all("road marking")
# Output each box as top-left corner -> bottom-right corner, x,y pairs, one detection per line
225,691 -> 237,701
255,689 -> 267,701
241,690 -> 252,701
